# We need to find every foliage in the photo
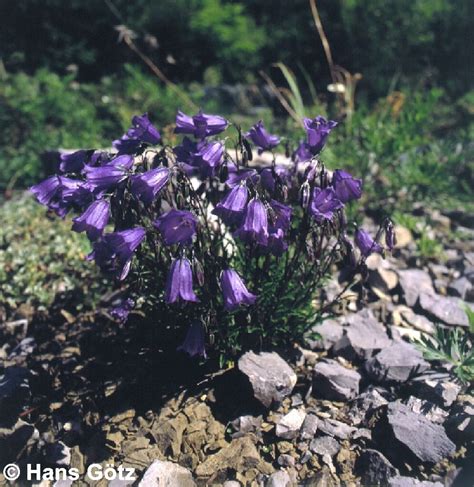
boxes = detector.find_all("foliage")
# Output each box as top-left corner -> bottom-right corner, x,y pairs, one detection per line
0,193 -> 105,315
415,309 -> 474,385
30,111 -> 392,360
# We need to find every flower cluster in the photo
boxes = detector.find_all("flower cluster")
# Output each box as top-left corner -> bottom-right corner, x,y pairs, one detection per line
31,112 -> 393,359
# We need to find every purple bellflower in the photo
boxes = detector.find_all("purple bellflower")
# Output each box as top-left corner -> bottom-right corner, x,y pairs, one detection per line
89,227 -> 146,280
310,187 -> 343,223
293,141 -> 313,163
175,110 -> 228,139
72,199 -> 110,240
109,297 -> 135,323
212,183 -> 248,225
194,140 -> 224,176
261,166 -> 290,193
113,113 -> 161,153
165,257 -> 200,304
154,209 -> 198,246
177,321 -> 207,358
355,229 -> 383,257
303,116 -> 337,154
131,167 -> 169,205
245,121 -> 280,152
234,197 -> 269,246
31,176 -> 62,206
221,268 -> 257,311
266,200 -> 292,256
60,149 -> 91,173
332,170 -> 362,203
225,165 -> 258,188
84,154 -> 133,193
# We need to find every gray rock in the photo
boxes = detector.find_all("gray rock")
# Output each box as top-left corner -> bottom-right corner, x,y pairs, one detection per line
404,396 -> 448,424
317,418 -> 357,440
356,449 -> 399,486
418,292 -> 469,327
44,441 -> 71,466
365,342 -> 430,383
301,466 -> 340,486
275,409 -> 306,440
0,419 -> 39,465
373,402 -> 456,466
309,436 -> 341,457
334,309 -> 392,360
230,415 -> 262,439
388,476 -> 443,487
306,318 -> 344,350
300,414 -> 319,440
238,351 -> 297,408
277,454 -> 295,467
398,269 -> 434,307
223,482 -> 241,487
8,337 -> 36,359
348,387 -> 389,426
266,470 -> 291,487
400,309 -> 436,334
138,460 -> 196,487
448,276 -> 472,300
411,376 -> 461,407
312,359 -> 361,401
445,402 -> 474,442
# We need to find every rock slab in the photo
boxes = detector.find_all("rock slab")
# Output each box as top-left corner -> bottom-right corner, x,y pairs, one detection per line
138,460 -> 196,487
312,359 -> 361,401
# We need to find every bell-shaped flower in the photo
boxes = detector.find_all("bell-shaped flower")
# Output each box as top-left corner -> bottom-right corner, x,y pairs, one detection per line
267,228 -> 288,256
234,197 -> 269,246
292,141 -> 313,163
177,321 -> 207,358
309,187 -> 343,223
131,167 -> 169,205
303,116 -> 337,154
221,268 -> 257,311
194,140 -> 224,176
355,229 -> 383,257
225,164 -> 258,188
332,169 -> 362,203
60,149 -> 92,173
113,113 -> 161,153
154,209 -> 198,246
165,257 -> 200,304
84,155 -> 133,193
245,121 -> 280,152
72,199 -> 110,241
212,183 -> 248,225
175,110 -> 228,139
89,227 -> 146,280
261,166 -> 290,194
269,200 -> 292,232
31,176 -> 62,206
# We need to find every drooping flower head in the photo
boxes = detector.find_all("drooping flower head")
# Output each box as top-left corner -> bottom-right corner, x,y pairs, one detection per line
245,121 -> 280,152
303,116 -> 337,155
175,110 -> 228,139
261,166 -> 290,194
31,176 -> 62,207
177,321 -> 207,358
332,170 -> 362,203
113,113 -> 161,153
72,199 -> 110,241
131,167 -> 169,205
355,228 -> 383,257
84,154 -> 134,193
225,164 -> 258,188
165,257 -> 200,304
60,149 -> 92,173
292,141 -> 313,163
212,183 -> 248,225
221,268 -> 257,311
154,209 -> 198,246
384,220 -> 397,251
234,197 -> 269,246
194,140 -> 224,176
269,200 -> 292,232
89,227 -> 146,280
310,187 -> 343,223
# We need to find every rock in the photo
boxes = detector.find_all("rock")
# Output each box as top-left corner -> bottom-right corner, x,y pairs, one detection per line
8,337 -> 36,359
223,482 -> 241,487
230,415 -> 263,439
333,309 -> 392,360
195,436 -> 273,478
275,409 -> 306,440
365,342 -> 430,383
418,292 -> 469,326
302,466 -> 340,486
448,276 -> 473,300
398,269 -> 434,307
411,376 -> 461,407
300,414 -> 319,440
404,396 -> 448,424
306,318 -> 344,350
266,470 -> 291,487
0,419 -> 39,465
356,449 -> 399,486
388,476 -> 443,487
373,402 -> 456,466
394,226 -> 414,249
44,441 -> 71,466
238,352 -> 297,408
445,402 -> 474,442
399,308 -> 436,334
309,436 -> 341,457
138,460 -> 196,487
277,454 -> 295,467
0,366 -> 31,422
312,359 -> 361,401
348,387 -> 389,426
317,418 -> 357,440
367,254 -> 399,292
